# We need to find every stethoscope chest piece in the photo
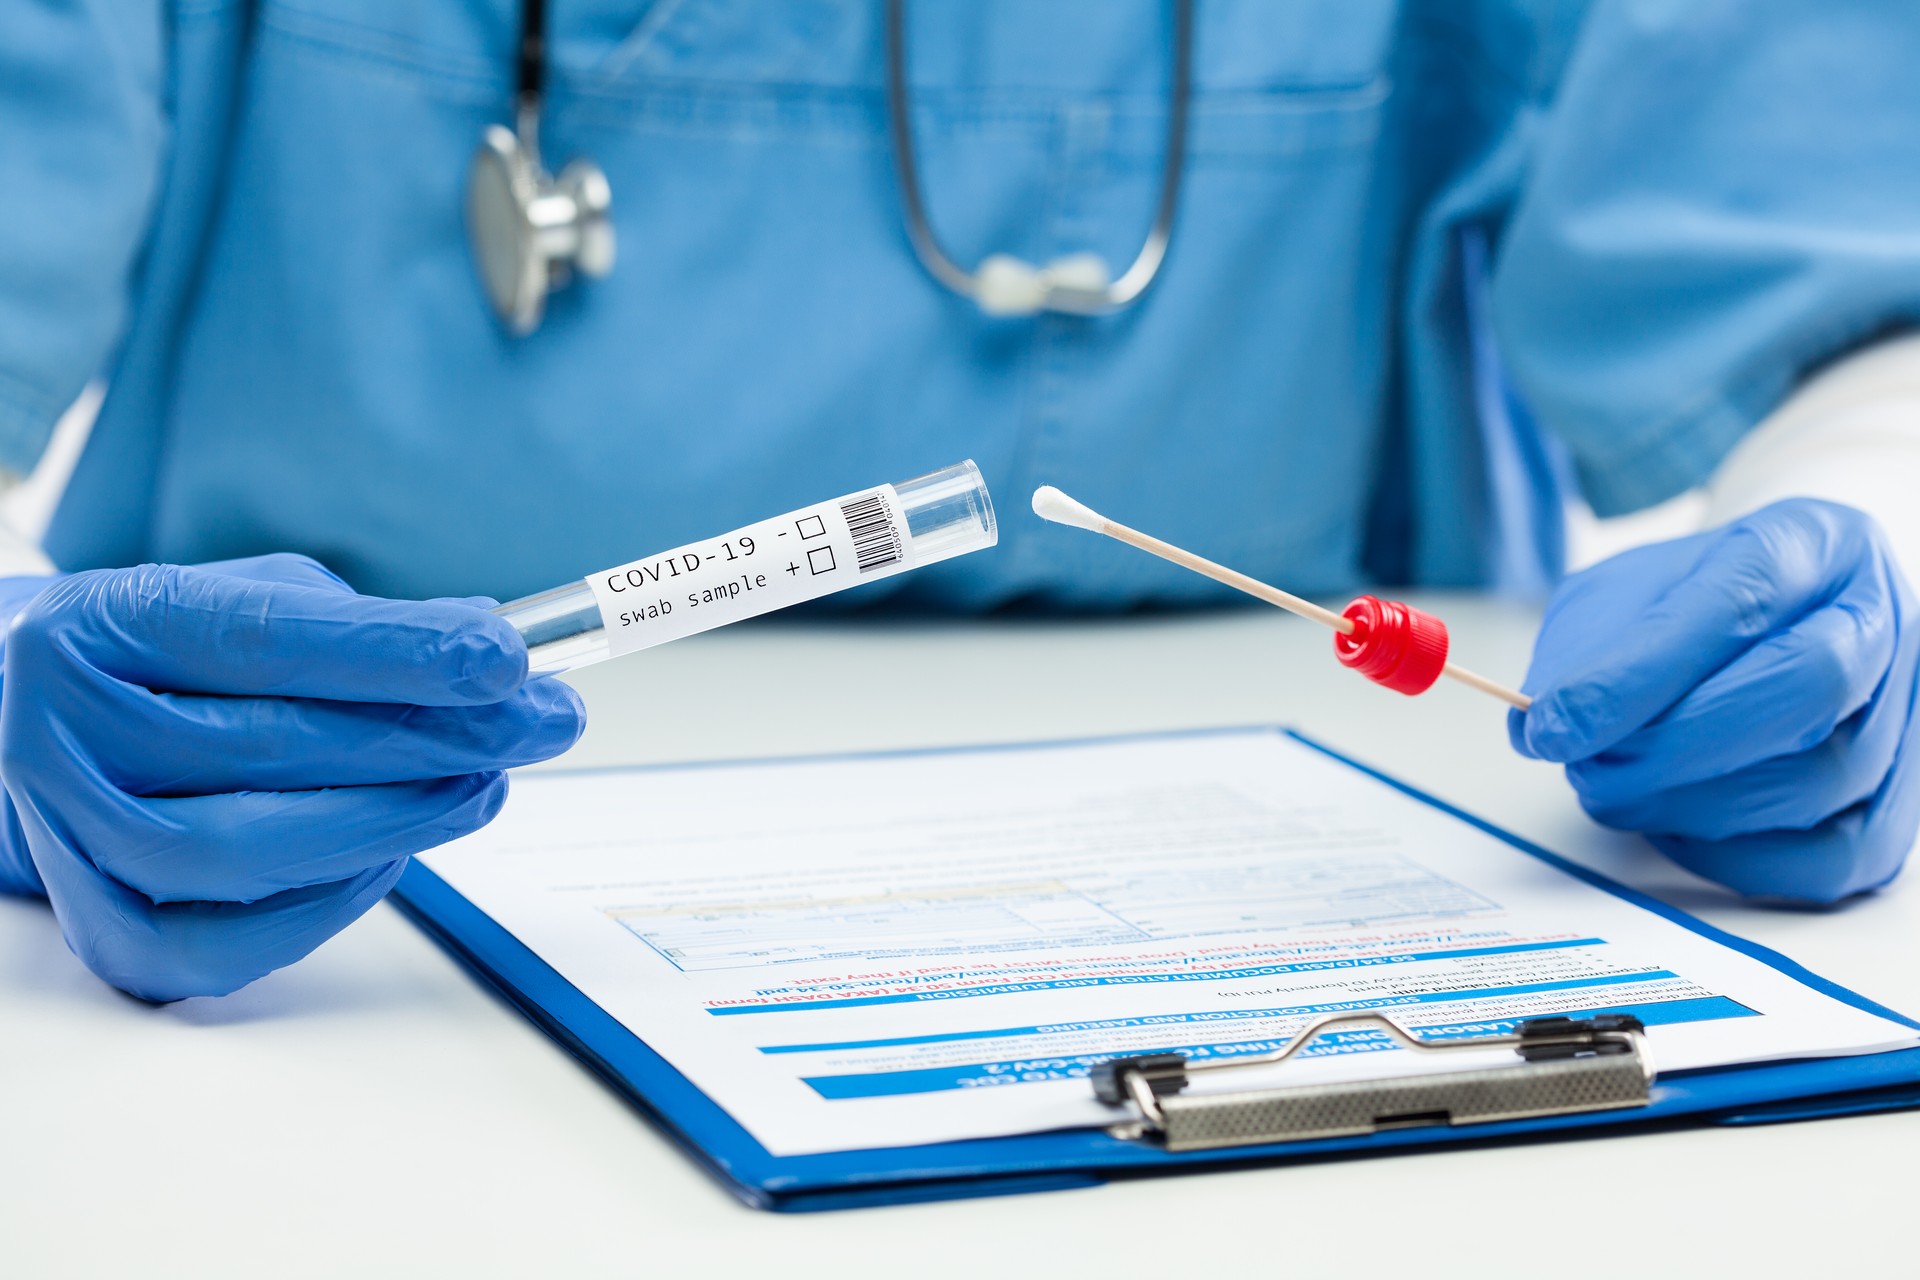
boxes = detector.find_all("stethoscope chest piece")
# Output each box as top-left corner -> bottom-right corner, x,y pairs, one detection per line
467,116 -> 614,336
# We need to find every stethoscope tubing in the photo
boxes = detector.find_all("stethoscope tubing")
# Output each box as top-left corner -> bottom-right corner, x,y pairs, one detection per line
883,0 -> 1194,314
518,0 -> 547,108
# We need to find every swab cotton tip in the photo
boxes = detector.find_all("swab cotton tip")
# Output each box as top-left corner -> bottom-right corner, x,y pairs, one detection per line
1031,486 -> 1108,533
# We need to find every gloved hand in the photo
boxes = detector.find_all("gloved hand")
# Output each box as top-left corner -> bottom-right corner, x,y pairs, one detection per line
1511,499 -> 1920,905
0,554 -> 584,1000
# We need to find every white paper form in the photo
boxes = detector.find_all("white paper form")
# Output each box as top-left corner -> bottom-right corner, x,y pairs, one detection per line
419,730 -> 1917,1156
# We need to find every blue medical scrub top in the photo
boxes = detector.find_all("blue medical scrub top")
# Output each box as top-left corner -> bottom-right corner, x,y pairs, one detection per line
5,1 -> 1920,607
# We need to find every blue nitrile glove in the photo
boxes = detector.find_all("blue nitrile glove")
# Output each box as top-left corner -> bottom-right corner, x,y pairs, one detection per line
1510,499 -> 1920,905
0,555 -> 584,1000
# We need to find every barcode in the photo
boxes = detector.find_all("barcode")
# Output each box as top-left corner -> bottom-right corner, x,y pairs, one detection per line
840,492 -> 904,574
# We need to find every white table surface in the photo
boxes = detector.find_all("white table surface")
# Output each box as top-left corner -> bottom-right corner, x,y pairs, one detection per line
6,598 -> 1917,1278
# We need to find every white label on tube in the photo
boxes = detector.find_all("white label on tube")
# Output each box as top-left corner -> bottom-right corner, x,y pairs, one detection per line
586,484 -> 912,659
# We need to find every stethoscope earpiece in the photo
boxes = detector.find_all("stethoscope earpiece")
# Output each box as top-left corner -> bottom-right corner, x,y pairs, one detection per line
972,254 -> 1115,317
466,1 -> 615,337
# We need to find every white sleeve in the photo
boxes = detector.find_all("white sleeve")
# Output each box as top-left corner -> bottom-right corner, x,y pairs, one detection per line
0,475 -> 56,578
1703,332 -> 1920,568
0,381 -> 99,580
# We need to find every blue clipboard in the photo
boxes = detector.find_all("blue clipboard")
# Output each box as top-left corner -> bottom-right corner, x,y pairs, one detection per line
391,727 -> 1920,1212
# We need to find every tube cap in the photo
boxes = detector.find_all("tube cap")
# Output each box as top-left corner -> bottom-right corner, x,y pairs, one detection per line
1333,595 -> 1449,696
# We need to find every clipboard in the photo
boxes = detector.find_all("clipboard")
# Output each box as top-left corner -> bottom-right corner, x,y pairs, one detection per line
391,729 -> 1920,1212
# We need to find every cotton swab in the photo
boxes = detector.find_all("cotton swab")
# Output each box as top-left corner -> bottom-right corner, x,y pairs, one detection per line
1031,486 -> 1532,711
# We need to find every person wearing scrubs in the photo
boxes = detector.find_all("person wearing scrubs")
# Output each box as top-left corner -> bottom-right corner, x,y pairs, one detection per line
3,1 -> 1919,1002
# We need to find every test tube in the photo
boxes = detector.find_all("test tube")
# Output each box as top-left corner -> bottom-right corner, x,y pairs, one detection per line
496,460 -> 997,674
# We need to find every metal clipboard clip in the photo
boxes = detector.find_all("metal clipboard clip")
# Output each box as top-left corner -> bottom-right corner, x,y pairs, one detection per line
1092,1011 -> 1653,1152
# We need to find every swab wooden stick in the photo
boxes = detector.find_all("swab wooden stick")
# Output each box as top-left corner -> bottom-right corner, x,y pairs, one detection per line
1031,486 -> 1532,711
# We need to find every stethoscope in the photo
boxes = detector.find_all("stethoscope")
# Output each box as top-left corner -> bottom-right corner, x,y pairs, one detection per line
465,0 -> 615,336
467,0 -> 1193,335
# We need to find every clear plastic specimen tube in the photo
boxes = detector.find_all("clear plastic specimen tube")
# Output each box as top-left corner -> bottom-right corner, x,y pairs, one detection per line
496,460 -> 997,674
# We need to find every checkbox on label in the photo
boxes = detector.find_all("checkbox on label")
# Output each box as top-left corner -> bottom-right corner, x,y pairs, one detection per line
796,515 -> 828,539
808,546 -> 837,575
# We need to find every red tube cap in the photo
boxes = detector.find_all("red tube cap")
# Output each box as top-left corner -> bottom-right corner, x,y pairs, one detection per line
1333,595 -> 1449,696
